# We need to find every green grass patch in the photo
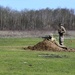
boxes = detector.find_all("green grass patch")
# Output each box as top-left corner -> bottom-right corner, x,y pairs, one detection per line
0,38 -> 75,75
65,39 -> 75,48
0,38 -> 42,46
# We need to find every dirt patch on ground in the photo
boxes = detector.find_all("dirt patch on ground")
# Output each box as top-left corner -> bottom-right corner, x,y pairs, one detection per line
24,40 -> 75,52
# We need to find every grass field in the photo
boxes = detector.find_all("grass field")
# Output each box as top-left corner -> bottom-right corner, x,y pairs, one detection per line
0,38 -> 75,75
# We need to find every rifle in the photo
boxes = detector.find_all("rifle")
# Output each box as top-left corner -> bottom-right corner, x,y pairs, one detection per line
42,35 -> 52,40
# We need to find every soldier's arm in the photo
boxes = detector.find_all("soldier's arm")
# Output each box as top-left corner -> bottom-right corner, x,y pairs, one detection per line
61,26 -> 66,33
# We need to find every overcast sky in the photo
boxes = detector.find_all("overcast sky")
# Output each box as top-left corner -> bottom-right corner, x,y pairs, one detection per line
0,0 -> 75,11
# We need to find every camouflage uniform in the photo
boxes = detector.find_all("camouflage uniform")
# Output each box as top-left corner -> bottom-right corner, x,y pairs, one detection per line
58,24 -> 66,45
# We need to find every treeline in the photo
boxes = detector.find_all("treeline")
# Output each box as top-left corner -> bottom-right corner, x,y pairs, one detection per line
0,6 -> 75,30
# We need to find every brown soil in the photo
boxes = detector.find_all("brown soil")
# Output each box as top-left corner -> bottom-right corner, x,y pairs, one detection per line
24,40 -> 75,52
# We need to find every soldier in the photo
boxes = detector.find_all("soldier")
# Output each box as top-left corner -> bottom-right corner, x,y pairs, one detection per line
50,33 -> 56,41
58,23 -> 66,46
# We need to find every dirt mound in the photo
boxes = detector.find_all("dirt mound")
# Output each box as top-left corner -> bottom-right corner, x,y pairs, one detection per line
24,40 -> 75,52
26,40 -> 65,51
